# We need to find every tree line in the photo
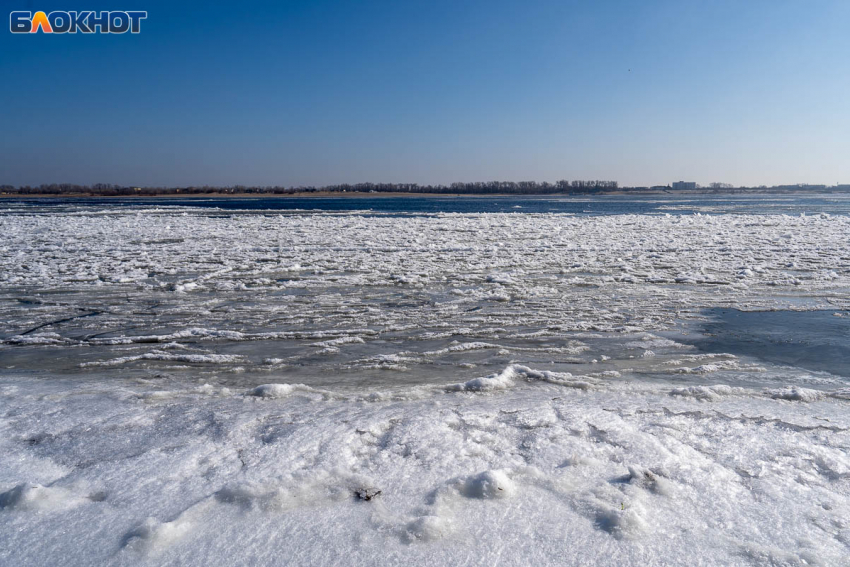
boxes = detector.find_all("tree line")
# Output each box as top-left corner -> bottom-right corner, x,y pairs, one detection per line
0,180 -> 618,196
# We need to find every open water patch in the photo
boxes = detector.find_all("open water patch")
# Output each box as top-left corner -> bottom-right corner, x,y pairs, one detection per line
684,308 -> 850,378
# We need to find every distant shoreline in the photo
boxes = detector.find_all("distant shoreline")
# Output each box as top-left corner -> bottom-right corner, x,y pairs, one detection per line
2,189 -> 849,199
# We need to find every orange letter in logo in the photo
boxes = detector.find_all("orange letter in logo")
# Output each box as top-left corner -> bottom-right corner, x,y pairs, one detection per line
31,11 -> 53,33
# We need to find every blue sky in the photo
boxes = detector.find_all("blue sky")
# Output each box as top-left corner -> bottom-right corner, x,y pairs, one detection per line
1,0 -> 848,187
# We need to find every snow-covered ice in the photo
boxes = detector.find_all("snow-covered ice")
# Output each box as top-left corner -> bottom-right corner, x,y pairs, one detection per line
1,202 -> 849,566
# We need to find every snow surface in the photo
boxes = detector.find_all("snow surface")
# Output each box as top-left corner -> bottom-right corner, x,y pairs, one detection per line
1,204 -> 849,566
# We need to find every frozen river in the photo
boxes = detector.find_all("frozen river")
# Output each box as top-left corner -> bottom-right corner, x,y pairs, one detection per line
1,196 -> 849,566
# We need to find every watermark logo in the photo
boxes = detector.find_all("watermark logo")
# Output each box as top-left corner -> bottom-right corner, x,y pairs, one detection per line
10,11 -> 147,33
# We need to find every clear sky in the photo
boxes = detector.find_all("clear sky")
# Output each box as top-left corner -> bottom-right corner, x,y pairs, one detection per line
1,0 -> 848,188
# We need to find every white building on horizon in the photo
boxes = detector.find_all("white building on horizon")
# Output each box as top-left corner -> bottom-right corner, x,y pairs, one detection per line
672,181 -> 697,190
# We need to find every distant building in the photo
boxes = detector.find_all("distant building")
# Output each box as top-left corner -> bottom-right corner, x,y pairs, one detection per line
672,181 -> 697,190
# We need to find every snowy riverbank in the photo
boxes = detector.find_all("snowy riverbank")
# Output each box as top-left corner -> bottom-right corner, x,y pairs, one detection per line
2,371 -> 849,566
